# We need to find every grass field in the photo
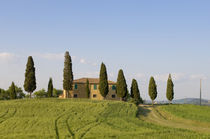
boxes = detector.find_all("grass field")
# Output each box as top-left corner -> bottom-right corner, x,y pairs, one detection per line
159,104 -> 210,123
0,99 -> 209,139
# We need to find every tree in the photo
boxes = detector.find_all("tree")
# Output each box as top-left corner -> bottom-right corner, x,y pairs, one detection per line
149,77 -> 157,105
0,88 -> 9,100
9,82 -> 17,99
47,78 -> 53,97
53,88 -> 63,97
86,79 -> 90,98
116,69 -> 128,101
24,56 -> 36,98
130,79 -> 143,104
34,89 -> 47,98
63,51 -> 73,98
99,63 -> 109,99
8,85 -> 25,99
166,74 -> 174,103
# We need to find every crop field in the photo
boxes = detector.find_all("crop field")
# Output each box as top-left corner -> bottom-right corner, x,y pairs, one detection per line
0,99 -> 209,139
159,104 -> 210,123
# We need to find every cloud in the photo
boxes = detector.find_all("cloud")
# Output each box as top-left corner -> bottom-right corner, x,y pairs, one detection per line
0,52 -> 15,61
153,73 -> 208,82
76,71 -> 99,78
38,53 -> 64,60
189,74 -> 207,80
154,73 -> 186,82
80,58 -> 86,64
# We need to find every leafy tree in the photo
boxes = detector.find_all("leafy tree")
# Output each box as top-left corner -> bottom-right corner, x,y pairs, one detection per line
130,79 -> 143,104
86,79 -> 90,98
47,78 -> 53,97
116,69 -> 128,101
63,51 -> 73,98
8,85 -> 25,99
0,88 -> 8,100
9,82 -> 17,99
99,63 -> 109,99
53,88 -> 63,97
148,77 -> 158,105
34,89 -> 47,98
166,74 -> 174,103
24,56 -> 36,98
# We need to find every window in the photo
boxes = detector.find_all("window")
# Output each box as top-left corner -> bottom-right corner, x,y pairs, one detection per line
94,84 -> 97,90
93,94 -> 97,98
112,85 -> 116,90
75,84 -> 78,90
73,94 -> 78,98
112,94 -> 116,98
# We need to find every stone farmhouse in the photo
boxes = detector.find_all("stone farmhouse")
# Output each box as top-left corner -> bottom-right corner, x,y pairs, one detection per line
59,78 -> 120,100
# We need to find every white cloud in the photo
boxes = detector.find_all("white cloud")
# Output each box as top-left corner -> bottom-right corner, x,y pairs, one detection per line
80,58 -> 86,64
0,52 -> 14,60
38,53 -> 64,60
154,73 -> 186,82
154,74 -> 168,82
190,74 -> 207,80
136,73 -> 145,79
76,72 -> 99,78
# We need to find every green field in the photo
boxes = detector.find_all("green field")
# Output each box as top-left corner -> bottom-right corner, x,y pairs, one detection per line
0,99 -> 210,139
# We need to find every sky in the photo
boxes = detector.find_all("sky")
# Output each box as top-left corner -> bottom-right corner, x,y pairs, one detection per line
0,0 -> 210,100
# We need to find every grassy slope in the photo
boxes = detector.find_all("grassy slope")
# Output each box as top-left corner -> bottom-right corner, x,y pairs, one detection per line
159,104 -> 210,122
0,99 -> 208,139
139,105 -> 210,136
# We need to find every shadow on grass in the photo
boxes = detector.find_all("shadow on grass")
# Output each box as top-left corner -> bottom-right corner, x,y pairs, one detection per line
137,106 -> 151,117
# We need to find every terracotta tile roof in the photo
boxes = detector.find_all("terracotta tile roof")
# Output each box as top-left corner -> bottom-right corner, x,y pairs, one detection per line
73,78 -> 116,84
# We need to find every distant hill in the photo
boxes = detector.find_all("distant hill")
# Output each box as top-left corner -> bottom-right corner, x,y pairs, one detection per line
145,98 -> 210,105
172,98 -> 210,105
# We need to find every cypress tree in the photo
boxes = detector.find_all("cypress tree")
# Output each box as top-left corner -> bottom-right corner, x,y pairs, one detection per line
24,56 -> 36,98
47,78 -> 53,97
63,51 -> 73,98
148,76 -> 157,105
99,63 -> 109,98
131,79 -> 143,104
116,69 -> 128,101
10,82 -> 17,99
86,79 -> 90,98
166,74 -> 174,104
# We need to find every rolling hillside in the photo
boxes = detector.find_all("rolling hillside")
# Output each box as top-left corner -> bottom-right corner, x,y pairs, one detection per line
0,99 -> 209,138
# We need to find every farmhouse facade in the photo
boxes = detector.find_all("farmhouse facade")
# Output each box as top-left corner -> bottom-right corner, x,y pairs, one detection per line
59,78 -> 120,100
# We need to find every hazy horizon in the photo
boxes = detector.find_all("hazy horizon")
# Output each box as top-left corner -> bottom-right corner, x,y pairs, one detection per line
0,0 -> 210,100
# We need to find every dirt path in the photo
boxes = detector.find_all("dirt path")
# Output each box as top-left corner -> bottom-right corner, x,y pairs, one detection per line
138,105 -> 210,134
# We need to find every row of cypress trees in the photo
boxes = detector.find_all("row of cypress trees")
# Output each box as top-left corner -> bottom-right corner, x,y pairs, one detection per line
23,56 -> 54,98
23,51 -> 174,104
149,75 -> 174,105
98,62 -> 174,104
98,63 -> 143,103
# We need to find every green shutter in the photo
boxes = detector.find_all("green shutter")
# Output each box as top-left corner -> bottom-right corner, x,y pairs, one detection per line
112,85 -> 116,90
75,84 -> 78,89
94,84 -> 97,90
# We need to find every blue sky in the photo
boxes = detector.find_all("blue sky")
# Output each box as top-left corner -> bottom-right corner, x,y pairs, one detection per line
0,0 -> 210,100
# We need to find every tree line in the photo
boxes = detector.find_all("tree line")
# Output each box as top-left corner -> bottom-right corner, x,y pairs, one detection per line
62,51 -> 174,105
0,51 -> 174,105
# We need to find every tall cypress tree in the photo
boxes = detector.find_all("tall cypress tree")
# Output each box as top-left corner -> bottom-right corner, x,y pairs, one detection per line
63,51 -> 73,98
10,82 -> 17,99
48,78 -> 53,97
99,63 -> 109,98
148,76 -> 157,105
131,79 -> 143,104
166,74 -> 174,104
86,79 -> 90,98
116,69 -> 128,101
24,56 -> 36,98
